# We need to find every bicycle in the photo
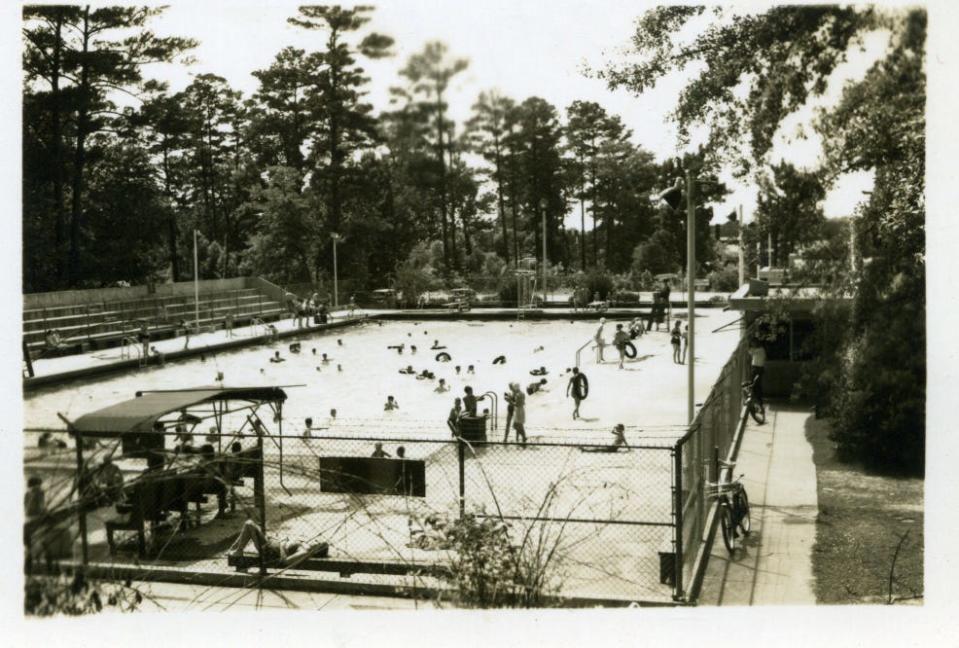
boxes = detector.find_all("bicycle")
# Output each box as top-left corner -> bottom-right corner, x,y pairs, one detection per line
708,460 -> 751,552
742,375 -> 766,424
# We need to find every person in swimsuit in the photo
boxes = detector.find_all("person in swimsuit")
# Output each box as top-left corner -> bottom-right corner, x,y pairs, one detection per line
613,323 -> 630,369
434,378 -> 450,393
228,519 -> 325,566
671,321 -> 682,364
566,367 -> 588,420
509,382 -> 527,446
371,442 -> 391,458
681,324 -> 689,364
270,351 -> 285,363
447,397 -> 463,435
384,396 -> 399,411
526,378 -> 548,395
463,386 -> 485,417
594,318 -> 607,363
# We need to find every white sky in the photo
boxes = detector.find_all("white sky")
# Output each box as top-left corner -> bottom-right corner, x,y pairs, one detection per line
142,0 -> 888,225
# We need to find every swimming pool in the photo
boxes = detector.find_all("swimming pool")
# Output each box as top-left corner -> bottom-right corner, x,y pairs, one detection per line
25,311 -> 741,442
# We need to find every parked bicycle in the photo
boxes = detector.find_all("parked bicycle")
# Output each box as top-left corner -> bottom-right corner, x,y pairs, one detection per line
742,375 -> 766,424
708,459 -> 751,552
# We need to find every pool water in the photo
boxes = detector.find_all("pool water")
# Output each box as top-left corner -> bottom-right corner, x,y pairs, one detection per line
25,312 -> 741,442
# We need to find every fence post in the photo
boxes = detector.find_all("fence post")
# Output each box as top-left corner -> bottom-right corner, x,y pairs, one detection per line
673,441 -> 684,601
74,431 -> 89,568
255,428 -> 266,577
457,438 -> 466,520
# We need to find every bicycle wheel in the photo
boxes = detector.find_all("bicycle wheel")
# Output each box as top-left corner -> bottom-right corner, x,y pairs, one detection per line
749,401 -> 766,424
720,505 -> 736,552
736,489 -> 751,536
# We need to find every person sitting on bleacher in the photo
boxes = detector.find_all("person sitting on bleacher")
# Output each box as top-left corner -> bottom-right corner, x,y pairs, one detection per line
43,329 -> 66,354
228,519 -> 326,567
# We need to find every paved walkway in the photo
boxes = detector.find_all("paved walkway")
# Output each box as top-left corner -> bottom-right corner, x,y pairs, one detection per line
699,403 -> 819,605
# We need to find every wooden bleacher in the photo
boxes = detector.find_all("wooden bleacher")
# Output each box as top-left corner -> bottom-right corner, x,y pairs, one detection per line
24,287 -> 288,358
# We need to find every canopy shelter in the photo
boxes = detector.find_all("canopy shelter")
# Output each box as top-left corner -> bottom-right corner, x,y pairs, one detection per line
62,385 -> 292,490
60,386 -> 289,566
70,386 -> 287,437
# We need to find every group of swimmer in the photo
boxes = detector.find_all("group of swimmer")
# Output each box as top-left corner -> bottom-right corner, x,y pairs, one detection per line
266,341 -> 343,373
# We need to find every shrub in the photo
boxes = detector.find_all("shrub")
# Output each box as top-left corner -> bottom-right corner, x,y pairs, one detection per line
707,267 -> 740,292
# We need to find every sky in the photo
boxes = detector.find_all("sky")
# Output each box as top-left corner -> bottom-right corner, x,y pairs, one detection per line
142,0 -> 886,226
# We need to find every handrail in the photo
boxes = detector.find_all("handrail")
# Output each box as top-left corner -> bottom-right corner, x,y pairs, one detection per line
574,338 -> 593,369
481,391 -> 498,432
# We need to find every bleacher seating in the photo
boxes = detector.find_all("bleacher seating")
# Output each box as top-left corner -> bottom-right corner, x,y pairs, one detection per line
24,287 -> 288,358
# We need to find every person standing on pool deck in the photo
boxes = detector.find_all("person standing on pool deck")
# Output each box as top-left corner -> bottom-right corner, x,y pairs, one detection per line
671,321 -> 682,364
594,318 -> 607,363
747,337 -> 767,406
463,386 -> 485,417
613,324 -> 630,370
503,389 -> 515,439
681,324 -> 689,364
566,367 -> 588,419
509,382 -> 527,446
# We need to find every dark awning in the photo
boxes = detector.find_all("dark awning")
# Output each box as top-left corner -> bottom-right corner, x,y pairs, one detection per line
69,386 -> 287,437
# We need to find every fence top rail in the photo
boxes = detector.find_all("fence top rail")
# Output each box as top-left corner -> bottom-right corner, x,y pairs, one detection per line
27,427 -> 680,451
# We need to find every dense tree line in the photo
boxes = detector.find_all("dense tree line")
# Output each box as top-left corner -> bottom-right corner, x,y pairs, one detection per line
603,6 -> 926,473
23,4 -> 731,294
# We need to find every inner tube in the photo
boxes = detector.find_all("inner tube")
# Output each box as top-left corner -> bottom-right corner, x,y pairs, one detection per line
492,355 -> 506,365
435,352 -> 452,362
624,341 -> 637,359
575,373 -> 590,400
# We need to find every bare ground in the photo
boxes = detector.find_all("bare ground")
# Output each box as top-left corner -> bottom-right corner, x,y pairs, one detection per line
805,415 -> 924,604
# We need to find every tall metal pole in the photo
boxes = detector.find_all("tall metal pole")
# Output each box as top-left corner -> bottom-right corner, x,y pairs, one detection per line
542,206 -> 548,303
737,205 -> 745,287
193,229 -> 199,328
332,234 -> 339,308
686,170 -> 696,425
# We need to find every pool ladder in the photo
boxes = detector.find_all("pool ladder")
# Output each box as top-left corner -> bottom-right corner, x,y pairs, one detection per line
482,391 -> 498,435
121,336 -> 146,367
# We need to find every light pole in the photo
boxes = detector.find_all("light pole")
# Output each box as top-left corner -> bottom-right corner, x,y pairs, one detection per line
737,205 -> 745,287
685,169 -> 696,425
540,198 -> 548,303
193,229 -> 200,329
331,232 -> 342,308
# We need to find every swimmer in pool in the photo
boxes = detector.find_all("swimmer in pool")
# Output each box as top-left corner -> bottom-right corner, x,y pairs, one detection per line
411,345 -> 417,354
400,365 -> 415,375
455,366 -> 461,375
384,396 -> 399,411
337,364 -> 342,372
467,365 -> 475,374
526,378 -> 548,395
337,339 -> 343,346
435,378 -> 450,393
312,348 -> 317,355
431,340 -> 446,350
530,366 -> 548,376
533,345 -> 545,353
269,351 -> 285,363
303,417 -> 313,438
321,353 -> 331,364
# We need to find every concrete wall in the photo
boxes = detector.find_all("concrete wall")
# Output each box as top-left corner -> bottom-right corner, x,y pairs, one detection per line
24,277 -> 251,310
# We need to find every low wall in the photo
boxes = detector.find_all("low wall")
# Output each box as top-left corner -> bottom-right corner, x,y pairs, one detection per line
24,278 -> 252,310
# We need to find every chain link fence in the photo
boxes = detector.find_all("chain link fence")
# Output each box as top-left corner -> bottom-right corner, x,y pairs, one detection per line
673,326 -> 753,599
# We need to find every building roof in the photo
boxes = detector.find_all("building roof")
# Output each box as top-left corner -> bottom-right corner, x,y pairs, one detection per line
728,280 -> 850,312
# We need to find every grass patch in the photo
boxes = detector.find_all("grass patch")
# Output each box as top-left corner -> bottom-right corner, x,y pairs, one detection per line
805,414 -> 923,604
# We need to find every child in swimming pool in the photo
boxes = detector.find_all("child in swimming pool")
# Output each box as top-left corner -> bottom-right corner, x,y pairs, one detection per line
384,396 -> 399,411
435,378 -> 450,393
270,351 -> 285,363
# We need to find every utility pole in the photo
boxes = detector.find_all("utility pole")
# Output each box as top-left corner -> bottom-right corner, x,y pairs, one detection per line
331,233 -> 341,308
737,205 -> 745,287
542,201 -> 548,304
686,169 -> 696,425
193,229 -> 199,328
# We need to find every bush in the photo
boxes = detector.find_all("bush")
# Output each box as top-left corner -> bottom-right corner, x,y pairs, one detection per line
574,270 -> 613,301
707,267 -> 740,292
